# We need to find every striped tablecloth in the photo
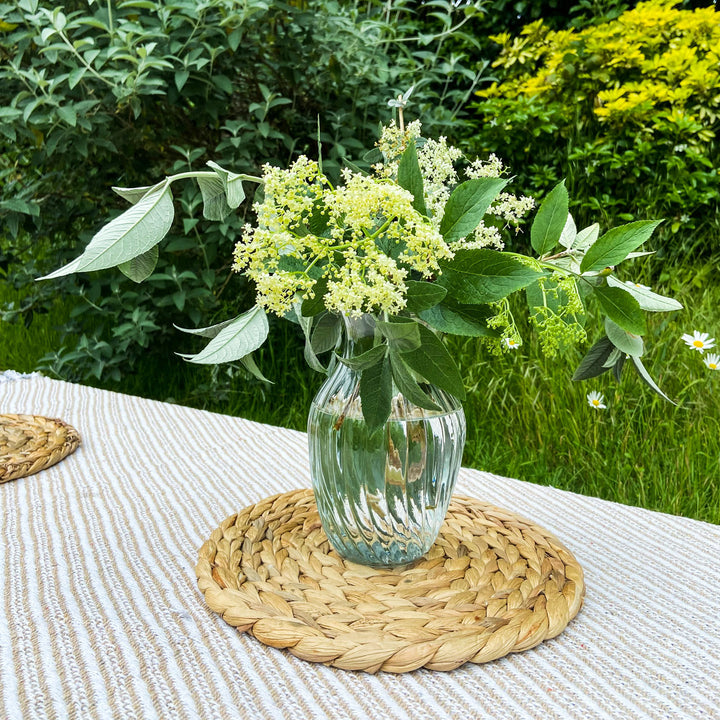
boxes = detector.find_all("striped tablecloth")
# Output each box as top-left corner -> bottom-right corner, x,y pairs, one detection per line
1,373 -> 718,720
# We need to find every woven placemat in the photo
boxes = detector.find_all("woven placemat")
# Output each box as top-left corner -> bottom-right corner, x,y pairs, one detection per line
0,414 -> 81,483
196,489 -> 584,673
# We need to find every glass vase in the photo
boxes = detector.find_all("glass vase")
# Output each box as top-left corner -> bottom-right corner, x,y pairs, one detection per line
307,314 -> 466,566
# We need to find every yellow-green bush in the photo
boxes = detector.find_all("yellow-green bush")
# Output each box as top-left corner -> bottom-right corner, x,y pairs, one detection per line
472,1 -> 720,256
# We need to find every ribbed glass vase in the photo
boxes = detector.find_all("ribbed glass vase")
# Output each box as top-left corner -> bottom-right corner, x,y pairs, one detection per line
307,314 -> 466,566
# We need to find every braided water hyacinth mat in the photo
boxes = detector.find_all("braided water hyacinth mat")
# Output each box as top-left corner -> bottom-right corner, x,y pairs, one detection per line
196,489 -> 584,674
0,414 -> 81,483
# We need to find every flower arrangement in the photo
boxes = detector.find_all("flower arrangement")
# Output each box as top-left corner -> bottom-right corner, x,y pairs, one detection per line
42,96 -> 683,430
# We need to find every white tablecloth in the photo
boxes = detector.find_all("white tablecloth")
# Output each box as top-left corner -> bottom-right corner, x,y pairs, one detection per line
1,373 -> 718,719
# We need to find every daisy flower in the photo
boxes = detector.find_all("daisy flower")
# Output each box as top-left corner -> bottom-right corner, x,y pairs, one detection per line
703,353 -> 719,371
503,337 -> 521,350
587,391 -> 606,410
681,331 -> 716,353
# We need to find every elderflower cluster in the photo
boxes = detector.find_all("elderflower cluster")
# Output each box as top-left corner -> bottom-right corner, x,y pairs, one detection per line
417,137 -> 462,222
373,120 -> 423,178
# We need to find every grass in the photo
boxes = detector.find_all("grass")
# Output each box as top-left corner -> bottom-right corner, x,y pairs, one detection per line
2,259 -> 719,524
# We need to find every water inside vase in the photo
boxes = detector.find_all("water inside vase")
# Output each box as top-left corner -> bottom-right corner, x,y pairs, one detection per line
308,400 -> 465,566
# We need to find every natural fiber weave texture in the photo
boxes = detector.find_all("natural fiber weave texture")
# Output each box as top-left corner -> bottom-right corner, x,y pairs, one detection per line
0,413 -> 81,483
196,489 -> 584,673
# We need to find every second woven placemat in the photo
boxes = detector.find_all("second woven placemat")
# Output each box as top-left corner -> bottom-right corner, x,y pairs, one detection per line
196,489 -> 584,673
0,414 -> 81,483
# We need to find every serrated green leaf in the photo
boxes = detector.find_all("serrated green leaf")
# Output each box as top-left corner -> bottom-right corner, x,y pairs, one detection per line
531,180 -> 568,256
404,280 -> 447,313
572,223 -> 600,251
400,324 -> 465,399
419,300 -> 495,337
376,318 -> 421,352
606,276 -> 683,312
580,220 -> 663,273
337,344 -> 386,371
310,313 -> 341,355
40,181 -> 174,279
197,174 -> 232,221
630,355 -> 676,405
181,306 -> 268,364
118,245 -> 158,283
572,335 -> 614,381
397,140 -> 426,215
439,177 -> 508,242
389,350 -> 441,411
437,248 -> 545,304
594,285 -> 646,334
605,316 -> 644,357
360,355 -> 392,431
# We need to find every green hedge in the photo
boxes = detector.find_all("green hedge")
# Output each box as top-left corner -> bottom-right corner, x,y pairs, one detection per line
470,0 -> 720,258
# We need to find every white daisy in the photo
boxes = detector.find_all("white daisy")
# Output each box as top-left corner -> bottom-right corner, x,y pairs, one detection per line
587,391 -> 606,410
681,331 -> 716,353
503,337 -> 521,350
703,353 -> 719,371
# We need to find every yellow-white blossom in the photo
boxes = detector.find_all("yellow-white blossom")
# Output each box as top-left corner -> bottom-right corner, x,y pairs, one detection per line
587,391 -> 607,410
681,330 -> 716,352
703,353 -> 719,370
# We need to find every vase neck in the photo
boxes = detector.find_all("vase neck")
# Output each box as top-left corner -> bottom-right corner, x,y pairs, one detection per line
341,313 -> 377,359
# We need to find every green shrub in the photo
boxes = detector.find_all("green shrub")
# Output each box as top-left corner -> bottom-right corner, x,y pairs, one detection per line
470,0 -> 720,257
0,0 -> 487,383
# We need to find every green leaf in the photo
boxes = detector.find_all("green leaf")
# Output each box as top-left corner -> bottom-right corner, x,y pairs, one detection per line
580,220 -> 663,273
360,355 -> 392,431
400,324 -> 465,400
207,160 -> 246,209
404,280 -> 447,313
531,180 -> 569,256
613,354 -> 626,383
594,285 -> 646,334
439,177 -> 508,242
117,245 -> 158,283
310,313 -> 341,355
605,316 -> 644,357
240,353 -> 272,384
174,317 -> 238,339
57,105 -> 76,127
300,276 -> 328,317
572,223 -> 599,251
40,181 -> 175,279
180,306 -> 268,364
630,356 -> 676,405
397,140 -> 426,215
376,318 -> 421,352
197,175 -> 232,221
558,212 -> 576,249
437,248 -> 545,304
419,300 -> 495,337
337,344 -> 387,371
112,183 -> 160,205
175,69 -> 189,91
572,336 -> 614,381
388,350 -> 441,411
606,276 -> 683,313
